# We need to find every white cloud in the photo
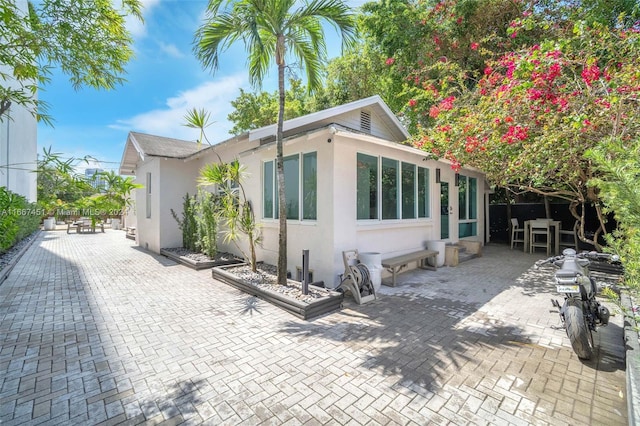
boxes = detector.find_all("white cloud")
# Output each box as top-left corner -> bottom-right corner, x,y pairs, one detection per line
124,0 -> 162,39
111,73 -> 247,142
158,42 -> 184,58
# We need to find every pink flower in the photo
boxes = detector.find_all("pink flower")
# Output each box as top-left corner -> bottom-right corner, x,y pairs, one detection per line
502,125 -> 529,144
439,96 -> 455,111
470,42 -> 479,51
408,99 -> 417,108
385,57 -> 395,66
582,64 -> 601,87
429,105 -> 440,118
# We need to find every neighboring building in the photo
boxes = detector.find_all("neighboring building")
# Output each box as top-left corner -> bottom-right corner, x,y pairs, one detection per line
0,1 -> 37,202
120,96 -> 488,287
85,168 -> 106,190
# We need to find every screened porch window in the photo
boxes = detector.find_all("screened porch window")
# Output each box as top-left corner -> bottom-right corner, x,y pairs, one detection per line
357,153 -> 430,221
263,152 -> 317,220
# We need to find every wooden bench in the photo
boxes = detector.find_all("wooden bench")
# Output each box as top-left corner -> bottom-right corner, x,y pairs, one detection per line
382,249 -> 438,287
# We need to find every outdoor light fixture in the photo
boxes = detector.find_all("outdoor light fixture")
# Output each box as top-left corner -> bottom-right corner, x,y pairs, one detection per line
455,173 -> 460,186
435,168 -> 441,183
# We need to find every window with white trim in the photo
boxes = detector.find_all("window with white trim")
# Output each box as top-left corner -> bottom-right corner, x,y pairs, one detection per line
263,152 -> 317,220
357,153 -> 430,221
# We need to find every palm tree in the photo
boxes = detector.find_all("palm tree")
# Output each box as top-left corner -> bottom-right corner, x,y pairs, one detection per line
194,0 -> 356,284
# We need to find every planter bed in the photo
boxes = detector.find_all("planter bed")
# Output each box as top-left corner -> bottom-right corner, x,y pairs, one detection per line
160,248 -> 243,270
212,264 -> 343,320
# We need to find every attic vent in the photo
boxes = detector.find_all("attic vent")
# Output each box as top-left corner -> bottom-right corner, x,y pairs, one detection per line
360,111 -> 371,134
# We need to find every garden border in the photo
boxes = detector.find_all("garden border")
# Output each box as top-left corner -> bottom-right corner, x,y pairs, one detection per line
212,264 -> 344,320
160,248 -> 242,270
0,231 -> 41,286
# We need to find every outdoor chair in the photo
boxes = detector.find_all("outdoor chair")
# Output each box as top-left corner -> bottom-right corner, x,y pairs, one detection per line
530,219 -> 551,255
510,218 -> 525,249
559,221 -> 579,251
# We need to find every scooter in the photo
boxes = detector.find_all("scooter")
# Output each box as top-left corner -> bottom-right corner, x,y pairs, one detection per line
541,248 -> 618,360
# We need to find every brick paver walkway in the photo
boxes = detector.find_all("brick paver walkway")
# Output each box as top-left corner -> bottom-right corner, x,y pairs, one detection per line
0,230 -> 627,425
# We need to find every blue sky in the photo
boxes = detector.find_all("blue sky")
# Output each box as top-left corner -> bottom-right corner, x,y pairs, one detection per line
37,0 -> 366,174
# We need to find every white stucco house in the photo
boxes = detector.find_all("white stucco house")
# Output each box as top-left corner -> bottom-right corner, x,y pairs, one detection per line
119,96 -> 488,287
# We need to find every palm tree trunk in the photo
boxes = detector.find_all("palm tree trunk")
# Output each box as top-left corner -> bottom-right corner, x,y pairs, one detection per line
276,38 -> 288,285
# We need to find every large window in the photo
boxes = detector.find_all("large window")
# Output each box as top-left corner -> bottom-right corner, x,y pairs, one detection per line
302,153 -> 317,220
357,153 -> 430,221
263,161 -> 273,218
381,158 -> 399,219
402,162 -> 416,219
263,152 -> 317,220
418,167 -> 429,218
458,174 -> 478,237
357,153 -> 378,220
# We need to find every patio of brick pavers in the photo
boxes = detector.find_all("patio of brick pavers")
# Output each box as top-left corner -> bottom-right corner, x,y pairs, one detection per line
0,230 -> 627,425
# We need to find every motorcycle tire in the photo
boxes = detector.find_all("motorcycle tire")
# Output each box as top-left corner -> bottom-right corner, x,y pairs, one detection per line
564,302 -> 594,360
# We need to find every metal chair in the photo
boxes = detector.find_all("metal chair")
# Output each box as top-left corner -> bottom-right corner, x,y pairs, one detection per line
530,219 -> 551,255
559,221 -> 579,250
510,218 -> 525,249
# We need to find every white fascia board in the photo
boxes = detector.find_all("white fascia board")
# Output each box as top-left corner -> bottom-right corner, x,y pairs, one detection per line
248,95 -> 403,141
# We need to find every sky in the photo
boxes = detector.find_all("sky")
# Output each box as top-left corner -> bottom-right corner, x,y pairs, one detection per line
37,0 -> 366,175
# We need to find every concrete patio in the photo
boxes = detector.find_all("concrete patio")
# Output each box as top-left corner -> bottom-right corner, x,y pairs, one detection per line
0,230 -> 627,425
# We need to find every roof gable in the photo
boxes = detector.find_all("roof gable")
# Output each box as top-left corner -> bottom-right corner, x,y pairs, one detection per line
119,132 -> 205,175
249,95 -> 409,143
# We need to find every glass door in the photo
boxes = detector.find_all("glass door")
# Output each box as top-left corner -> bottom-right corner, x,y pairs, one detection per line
440,182 -> 449,240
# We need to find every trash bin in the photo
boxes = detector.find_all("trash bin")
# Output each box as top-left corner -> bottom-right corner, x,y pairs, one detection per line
426,241 -> 446,267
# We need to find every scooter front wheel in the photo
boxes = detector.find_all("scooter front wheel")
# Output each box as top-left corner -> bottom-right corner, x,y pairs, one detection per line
564,302 -> 593,360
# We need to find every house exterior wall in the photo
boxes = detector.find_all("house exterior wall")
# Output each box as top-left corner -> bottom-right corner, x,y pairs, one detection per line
158,158 -> 200,250
134,157 -> 201,253
134,159 -> 160,252
226,126 -> 485,288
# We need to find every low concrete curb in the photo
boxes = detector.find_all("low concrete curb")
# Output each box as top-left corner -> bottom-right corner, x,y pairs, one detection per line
621,291 -> 640,425
0,230 -> 40,285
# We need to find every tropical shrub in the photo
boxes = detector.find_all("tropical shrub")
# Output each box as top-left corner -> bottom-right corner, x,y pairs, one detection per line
171,191 -> 220,257
199,160 -> 261,272
0,187 -> 41,254
171,193 -> 199,253
588,138 -> 640,289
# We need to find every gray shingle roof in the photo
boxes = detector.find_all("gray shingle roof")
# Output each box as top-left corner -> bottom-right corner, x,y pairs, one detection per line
130,132 -> 204,158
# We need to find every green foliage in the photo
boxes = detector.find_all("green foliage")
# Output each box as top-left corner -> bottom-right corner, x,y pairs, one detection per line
36,147 -> 98,216
227,79 -> 316,134
195,189 -> 218,258
0,0 -> 142,124
198,160 -> 261,271
0,187 -> 40,254
94,170 -> 142,220
184,108 -> 214,146
588,138 -> 640,289
171,193 -> 199,253
386,5 -> 640,248
171,191 -> 220,258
